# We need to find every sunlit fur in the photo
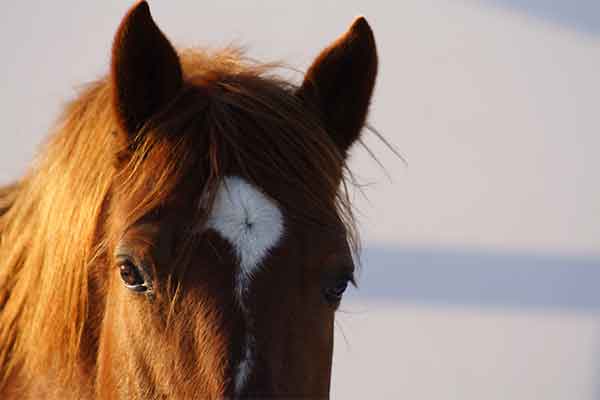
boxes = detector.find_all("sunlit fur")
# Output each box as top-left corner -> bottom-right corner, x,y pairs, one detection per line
0,1 -> 377,398
0,48 -> 355,394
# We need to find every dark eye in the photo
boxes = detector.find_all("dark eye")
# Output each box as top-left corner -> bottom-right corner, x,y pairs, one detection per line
323,278 -> 350,304
118,260 -> 148,293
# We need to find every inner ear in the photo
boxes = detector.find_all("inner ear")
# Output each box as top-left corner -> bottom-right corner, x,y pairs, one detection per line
110,1 -> 183,139
297,17 -> 378,158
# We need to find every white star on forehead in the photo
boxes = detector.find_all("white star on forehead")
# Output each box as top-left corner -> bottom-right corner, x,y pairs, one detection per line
206,176 -> 284,281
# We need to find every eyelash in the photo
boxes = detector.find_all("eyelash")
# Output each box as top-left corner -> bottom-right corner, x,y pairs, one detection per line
323,274 -> 354,304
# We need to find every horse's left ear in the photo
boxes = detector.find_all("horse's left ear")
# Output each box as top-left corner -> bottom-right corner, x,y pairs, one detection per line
110,1 -> 183,138
297,17 -> 378,158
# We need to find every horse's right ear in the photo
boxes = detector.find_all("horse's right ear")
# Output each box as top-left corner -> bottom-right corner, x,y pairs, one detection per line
111,1 -> 183,138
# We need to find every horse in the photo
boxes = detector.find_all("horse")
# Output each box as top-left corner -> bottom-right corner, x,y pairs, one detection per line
0,1 -> 377,398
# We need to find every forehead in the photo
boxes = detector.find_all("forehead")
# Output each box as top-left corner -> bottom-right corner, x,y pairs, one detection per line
205,176 -> 284,278
112,72 -> 351,252
201,174 -> 351,268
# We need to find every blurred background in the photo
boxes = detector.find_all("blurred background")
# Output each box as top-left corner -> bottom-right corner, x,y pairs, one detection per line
1,1 -> 599,398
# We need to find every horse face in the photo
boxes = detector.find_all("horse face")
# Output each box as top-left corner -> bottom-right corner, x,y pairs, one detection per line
97,2 -> 376,398
101,175 -> 354,398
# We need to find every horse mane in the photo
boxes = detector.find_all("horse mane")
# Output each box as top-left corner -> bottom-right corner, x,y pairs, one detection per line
0,48 -> 358,386
0,183 -> 19,220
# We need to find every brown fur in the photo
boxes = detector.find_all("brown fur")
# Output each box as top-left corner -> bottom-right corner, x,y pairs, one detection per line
0,2 -> 377,398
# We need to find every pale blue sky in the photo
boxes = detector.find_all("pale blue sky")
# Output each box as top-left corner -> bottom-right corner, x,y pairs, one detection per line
483,0 -> 600,34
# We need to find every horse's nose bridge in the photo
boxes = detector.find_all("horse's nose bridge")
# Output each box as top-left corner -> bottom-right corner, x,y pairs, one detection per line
229,292 -> 293,397
214,286 -> 255,396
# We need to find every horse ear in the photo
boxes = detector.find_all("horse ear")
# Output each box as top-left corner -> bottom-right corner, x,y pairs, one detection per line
111,1 -> 183,137
297,17 -> 378,158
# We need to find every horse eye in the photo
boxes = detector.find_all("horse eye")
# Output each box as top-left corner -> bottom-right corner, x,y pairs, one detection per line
323,278 -> 349,304
118,260 -> 148,292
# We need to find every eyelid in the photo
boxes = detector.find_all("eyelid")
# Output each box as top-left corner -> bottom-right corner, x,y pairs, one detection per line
340,269 -> 357,288
348,272 -> 357,288
114,253 -> 141,269
114,243 -> 136,260
339,258 -> 356,284
322,263 -> 355,289
115,253 -> 133,262
114,242 -> 151,265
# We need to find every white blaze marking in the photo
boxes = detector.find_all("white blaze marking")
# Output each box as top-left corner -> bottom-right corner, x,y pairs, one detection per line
207,176 -> 284,284
205,176 -> 284,393
234,341 -> 255,393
